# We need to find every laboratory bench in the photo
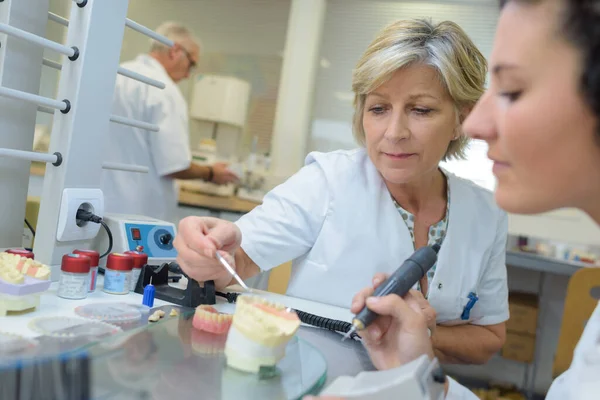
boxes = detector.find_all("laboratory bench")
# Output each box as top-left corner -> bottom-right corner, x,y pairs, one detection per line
506,250 -> 586,276
0,276 -> 372,399
177,187 -> 261,215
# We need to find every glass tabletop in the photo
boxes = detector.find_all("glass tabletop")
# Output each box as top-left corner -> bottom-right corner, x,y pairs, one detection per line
87,310 -> 328,400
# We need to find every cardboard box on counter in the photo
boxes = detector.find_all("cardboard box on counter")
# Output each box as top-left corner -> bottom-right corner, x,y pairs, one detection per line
506,292 -> 539,336
502,331 -> 536,363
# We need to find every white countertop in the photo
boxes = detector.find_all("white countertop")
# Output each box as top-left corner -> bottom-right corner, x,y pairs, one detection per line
1,276 -> 354,339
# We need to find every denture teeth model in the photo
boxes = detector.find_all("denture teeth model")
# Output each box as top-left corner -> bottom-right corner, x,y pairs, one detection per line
0,262 -> 25,284
0,252 -> 51,281
224,295 -> 301,373
192,305 -> 233,335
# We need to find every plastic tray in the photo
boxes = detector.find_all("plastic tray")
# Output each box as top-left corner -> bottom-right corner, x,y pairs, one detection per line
29,317 -> 122,339
0,275 -> 51,296
74,303 -> 146,324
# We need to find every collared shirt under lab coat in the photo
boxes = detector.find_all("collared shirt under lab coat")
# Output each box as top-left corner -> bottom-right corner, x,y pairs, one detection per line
448,301 -> 600,399
235,149 -> 509,327
101,54 -> 191,223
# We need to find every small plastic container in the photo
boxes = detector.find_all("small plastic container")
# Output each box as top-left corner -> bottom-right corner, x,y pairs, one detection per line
28,316 -> 122,339
74,302 -> 143,325
57,253 -> 91,300
124,251 -> 148,291
73,249 -> 100,292
5,248 -> 34,259
103,253 -> 134,295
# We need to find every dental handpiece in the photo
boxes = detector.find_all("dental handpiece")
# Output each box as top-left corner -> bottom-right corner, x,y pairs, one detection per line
343,243 -> 441,341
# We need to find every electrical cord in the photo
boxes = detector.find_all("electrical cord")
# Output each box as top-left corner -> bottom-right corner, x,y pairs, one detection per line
99,220 -> 113,259
75,209 -> 113,260
24,219 -> 35,237
215,291 -> 361,340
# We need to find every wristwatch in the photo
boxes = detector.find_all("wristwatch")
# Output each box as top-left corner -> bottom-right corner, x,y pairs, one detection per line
207,166 -> 214,182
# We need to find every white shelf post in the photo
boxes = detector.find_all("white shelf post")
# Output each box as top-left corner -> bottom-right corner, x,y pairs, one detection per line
0,0 -> 51,247
34,0 -> 130,279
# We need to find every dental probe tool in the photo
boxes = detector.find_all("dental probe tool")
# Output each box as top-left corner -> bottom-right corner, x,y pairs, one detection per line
215,251 -> 253,292
342,243 -> 441,341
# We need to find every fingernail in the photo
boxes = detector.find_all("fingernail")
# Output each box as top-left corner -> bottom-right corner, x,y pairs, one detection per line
366,297 -> 379,305
373,277 -> 382,285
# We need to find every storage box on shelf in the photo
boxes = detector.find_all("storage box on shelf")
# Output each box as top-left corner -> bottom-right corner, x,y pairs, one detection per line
501,292 -> 539,364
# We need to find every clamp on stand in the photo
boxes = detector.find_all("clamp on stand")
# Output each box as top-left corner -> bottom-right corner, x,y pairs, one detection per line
134,263 -> 216,307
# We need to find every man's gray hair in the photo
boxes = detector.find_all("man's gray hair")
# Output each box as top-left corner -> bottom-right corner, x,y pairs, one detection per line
149,21 -> 201,52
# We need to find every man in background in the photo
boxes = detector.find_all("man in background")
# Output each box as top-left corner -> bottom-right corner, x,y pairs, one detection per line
102,22 -> 238,223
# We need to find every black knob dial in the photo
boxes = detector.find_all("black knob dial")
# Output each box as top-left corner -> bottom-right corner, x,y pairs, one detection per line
159,233 -> 173,245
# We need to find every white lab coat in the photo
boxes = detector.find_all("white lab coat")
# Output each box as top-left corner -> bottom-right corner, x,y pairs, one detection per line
448,301 -> 600,399
236,149 -> 509,326
101,54 -> 191,223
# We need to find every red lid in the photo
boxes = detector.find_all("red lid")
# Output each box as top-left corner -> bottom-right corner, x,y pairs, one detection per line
106,253 -> 134,271
61,253 -> 91,274
124,251 -> 148,269
72,249 -> 100,267
6,249 -> 34,259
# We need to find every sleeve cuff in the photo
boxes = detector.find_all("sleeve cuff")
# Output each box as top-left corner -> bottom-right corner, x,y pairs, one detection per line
235,217 -> 276,272
470,311 -> 509,326
239,242 -> 271,272
157,160 -> 191,177
446,377 -> 479,400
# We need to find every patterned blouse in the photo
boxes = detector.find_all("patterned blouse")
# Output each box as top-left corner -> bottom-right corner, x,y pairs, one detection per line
393,177 -> 450,295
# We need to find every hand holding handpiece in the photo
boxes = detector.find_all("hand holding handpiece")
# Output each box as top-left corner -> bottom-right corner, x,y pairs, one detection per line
343,243 -> 440,341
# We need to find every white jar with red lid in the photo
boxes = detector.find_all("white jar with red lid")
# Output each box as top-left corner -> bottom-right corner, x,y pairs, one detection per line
5,248 -> 34,259
73,249 -> 100,292
103,253 -> 134,295
124,251 -> 148,291
57,253 -> 91,300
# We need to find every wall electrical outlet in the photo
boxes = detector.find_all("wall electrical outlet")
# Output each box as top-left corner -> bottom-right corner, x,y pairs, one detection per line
56,188 -> 104,242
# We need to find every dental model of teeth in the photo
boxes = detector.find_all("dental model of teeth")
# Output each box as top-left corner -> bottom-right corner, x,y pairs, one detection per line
192,305 -> 233,334
224,295 -> 300,373
0,263 -> 25,284
0,252 -> 51,282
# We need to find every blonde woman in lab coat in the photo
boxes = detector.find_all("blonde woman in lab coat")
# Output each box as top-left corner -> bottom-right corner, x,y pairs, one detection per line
174,19 -> 509,365
310,0 -> 600,399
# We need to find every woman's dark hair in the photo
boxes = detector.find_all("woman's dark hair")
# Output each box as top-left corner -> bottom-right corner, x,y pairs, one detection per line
500,0 -> 600,128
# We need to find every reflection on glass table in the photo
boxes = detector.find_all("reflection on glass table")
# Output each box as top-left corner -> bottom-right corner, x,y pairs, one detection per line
88,312 -> 328,400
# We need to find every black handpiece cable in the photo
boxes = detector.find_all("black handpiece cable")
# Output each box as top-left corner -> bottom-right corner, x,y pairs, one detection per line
215,291 -> 361,340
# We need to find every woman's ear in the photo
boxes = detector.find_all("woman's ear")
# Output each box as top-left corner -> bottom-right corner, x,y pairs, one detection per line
453,105 -> 474,140
459,105 -> 474,124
